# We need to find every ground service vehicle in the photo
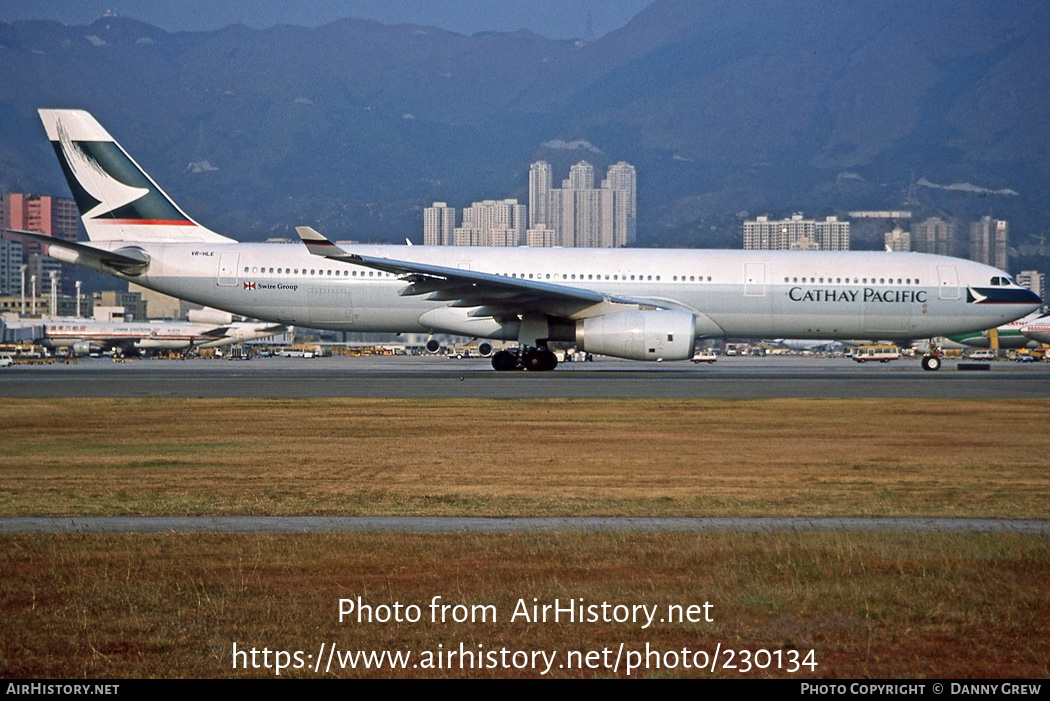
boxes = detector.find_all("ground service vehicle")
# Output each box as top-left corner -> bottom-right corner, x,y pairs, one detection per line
691,350 -> 717,363
851,345 -> 902,363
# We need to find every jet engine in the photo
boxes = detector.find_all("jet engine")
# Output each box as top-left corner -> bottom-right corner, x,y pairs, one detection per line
72,341 -> 94,356
187,308 -> 235,325
576,310 -> 696,361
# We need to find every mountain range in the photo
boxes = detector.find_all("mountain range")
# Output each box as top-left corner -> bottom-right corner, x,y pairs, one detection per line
1,0 -> 1047,249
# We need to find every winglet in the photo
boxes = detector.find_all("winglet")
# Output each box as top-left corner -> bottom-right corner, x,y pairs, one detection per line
296,226 -> 350,258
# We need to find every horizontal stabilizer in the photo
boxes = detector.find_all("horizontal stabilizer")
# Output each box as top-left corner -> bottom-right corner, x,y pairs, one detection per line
2,228 -> 150,275
198,326 -> 232,339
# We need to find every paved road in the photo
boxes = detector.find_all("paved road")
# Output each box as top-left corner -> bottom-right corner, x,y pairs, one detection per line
2,354 -> 1048,399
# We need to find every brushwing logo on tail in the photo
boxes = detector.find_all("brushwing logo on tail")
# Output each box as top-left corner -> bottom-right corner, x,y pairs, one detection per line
56,121 -> 149,220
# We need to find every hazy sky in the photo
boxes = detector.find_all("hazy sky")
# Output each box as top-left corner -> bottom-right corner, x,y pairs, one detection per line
0,0 -> 656,39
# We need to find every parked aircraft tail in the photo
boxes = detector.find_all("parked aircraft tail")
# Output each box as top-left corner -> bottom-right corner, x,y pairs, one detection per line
38,109 -> 234,244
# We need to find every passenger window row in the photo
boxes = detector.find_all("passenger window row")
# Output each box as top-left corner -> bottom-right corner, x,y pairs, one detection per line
784,276 -> 922,285
245,266 -> 392,278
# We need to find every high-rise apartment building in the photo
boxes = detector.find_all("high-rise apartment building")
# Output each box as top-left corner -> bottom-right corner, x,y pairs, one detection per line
526,224 -> 557,247
911,217 -> 959,256
1016,270 -> 1045,301
535,160 -> 637,248
456,199 -> 525,247
528,161 -> 553,228
423,202 -> 456,246
1,193 -> 79,295
884,227 -> 911,252
743,214 -> 850,251
565,161 -> 595,190
0,236 -> 22,297
969,216 -> 1008,270
604,162 -> 637,246
821,216 -> 850,251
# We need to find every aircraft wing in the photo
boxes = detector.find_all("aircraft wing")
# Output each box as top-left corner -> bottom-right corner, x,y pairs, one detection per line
296,226 -> 655,320
2,228 -> 149,275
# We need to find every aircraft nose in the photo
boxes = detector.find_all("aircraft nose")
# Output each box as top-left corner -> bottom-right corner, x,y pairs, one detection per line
969,286 -> 1042,308
1017,287 -> 1043,307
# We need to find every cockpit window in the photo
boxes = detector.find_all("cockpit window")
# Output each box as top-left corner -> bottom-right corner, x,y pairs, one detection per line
989,276 -> 1014,286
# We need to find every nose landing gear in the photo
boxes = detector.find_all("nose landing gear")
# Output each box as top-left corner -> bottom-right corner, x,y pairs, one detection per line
921,341 -> 943,371
921,354 -> 942,371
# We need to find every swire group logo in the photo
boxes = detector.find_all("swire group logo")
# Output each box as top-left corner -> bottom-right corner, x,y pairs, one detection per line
242,281 -> 299,292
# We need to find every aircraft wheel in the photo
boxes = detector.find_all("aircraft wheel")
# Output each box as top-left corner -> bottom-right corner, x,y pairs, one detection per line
538,348 -> 558,371
921,355 -> 941,371
523,348 -> 558,371
522,348 -> 543,371
491,350 -> 518,372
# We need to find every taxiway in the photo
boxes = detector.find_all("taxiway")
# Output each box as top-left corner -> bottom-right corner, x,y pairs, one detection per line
1,354 -> 1047,399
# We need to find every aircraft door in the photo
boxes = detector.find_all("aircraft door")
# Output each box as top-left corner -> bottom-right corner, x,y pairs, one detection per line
744,263 -> 766,297
936,265 -> 960,300
217,253 -> 240,286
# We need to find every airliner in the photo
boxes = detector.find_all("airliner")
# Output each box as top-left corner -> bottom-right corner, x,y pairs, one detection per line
1019,313 -> 1050,345
37,316 -> 286,356
940,310 -> 1046,350
5,109 -> 1042,371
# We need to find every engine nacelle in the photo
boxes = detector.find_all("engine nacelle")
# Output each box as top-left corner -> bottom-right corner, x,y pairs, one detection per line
425,338 -> 442,354
576,310 -> 696,361
187,308 -> 235,325
477,341 -> 493,357
72,341 -> 95,356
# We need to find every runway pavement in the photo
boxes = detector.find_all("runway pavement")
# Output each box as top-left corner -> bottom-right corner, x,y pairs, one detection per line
2,354 -> 1049,399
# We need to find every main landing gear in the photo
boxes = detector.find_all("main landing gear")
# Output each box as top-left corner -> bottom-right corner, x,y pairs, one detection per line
920,340 -> 943,371
491,346 -> 558,372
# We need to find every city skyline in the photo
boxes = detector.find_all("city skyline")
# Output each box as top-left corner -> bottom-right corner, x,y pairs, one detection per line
426,161 -> 637,249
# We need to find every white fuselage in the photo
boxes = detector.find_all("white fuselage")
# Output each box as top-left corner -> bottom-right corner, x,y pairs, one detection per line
92,242 -> 1038,342
1020,316 -> 1050,344
41,317 -> 281,352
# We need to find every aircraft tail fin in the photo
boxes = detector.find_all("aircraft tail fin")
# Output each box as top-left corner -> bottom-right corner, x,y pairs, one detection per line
38,109 -> 235,244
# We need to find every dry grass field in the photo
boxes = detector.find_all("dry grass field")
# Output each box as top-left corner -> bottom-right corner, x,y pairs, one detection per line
1,398 -> 1048,517
1,397 -> 1048,678
2,532 -> 1048,678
